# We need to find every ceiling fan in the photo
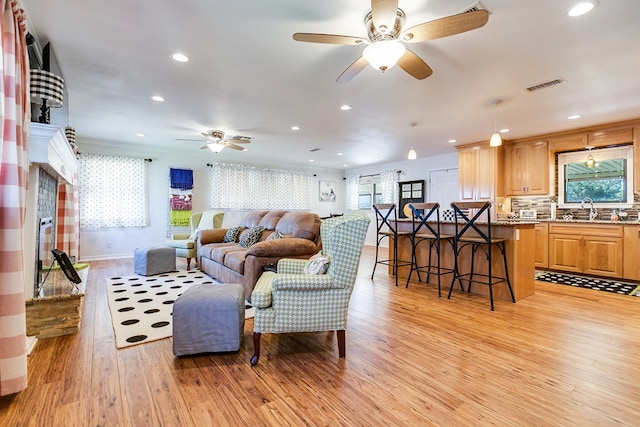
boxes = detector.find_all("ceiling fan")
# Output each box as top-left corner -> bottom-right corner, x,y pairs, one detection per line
293,0 -> 489,83
177,130 -> 251,153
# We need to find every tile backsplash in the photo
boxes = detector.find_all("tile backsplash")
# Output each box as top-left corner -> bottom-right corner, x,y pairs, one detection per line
510,195 -> 640,221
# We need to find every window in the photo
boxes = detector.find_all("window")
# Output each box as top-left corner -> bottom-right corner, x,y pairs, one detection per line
558,145 -> 634,208
78,154 -> 148,229
358,176 -> 382,210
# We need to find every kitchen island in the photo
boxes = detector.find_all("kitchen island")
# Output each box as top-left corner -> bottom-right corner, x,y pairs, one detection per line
390,219 -> 537,301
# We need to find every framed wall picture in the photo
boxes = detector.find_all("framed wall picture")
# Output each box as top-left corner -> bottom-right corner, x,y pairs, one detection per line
319,180 -> 336,202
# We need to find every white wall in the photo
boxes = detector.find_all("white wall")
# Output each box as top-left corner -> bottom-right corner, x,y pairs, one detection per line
344,152 -> 459,247
78,141 -> 345,261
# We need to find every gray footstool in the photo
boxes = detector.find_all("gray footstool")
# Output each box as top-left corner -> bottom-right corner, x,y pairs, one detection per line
172,283 -> 245,356
134,246 -> 176,276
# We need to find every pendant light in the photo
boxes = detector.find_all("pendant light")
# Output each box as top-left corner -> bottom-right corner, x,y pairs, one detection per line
407,123 -> 417,160
489,99 -> 502,147
584,146 -> 596,168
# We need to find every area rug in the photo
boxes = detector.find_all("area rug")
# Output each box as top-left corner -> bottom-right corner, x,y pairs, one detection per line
535,270 -> 640,296
106,270 -> 254,349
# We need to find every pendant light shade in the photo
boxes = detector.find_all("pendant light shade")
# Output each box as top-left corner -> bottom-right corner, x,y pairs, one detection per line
407,148 -> 417,160
489,99 -> 502,147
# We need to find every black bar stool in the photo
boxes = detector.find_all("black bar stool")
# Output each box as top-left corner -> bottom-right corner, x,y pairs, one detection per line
371,203 -> 412,286
448,201 -> 516,311
404,202 -> 454,297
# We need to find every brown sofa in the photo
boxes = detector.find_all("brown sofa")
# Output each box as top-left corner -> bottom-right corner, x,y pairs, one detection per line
197,210 -> 322,300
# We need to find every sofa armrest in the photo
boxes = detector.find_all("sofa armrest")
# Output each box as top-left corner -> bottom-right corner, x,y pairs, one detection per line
246,238 -> 317,258
198,228 -> 228,244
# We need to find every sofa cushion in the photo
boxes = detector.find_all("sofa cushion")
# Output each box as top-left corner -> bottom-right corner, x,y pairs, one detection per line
239,226 -> 265,248
223,226 -> 242,243
224,250 -> 247,274
239,211 -> 268,229
275,211 -> 321,241
258,210 -> 288,230
208,244 -> 245,264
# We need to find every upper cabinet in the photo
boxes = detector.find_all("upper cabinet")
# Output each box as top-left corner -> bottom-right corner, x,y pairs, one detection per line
504,140 -> 549,196
457,143 -> 502,202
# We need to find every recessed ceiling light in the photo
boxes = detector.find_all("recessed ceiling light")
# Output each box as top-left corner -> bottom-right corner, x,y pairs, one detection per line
499,128 -> 510,134
343,164 -> 348,167
291,126 -> 300,131
150,95 -> 165,102
340,105 -> 352,111
337,152 -> 343,156
568,114 -> 581,120
172,53 -> 189,62
448,139 -> 457,143
309,159 -> 314,162
136,133 -> 145,137
568,1 -> 597,17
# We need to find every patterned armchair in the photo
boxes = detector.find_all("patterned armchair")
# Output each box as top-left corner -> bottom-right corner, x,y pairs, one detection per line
165,210 -> 224,269
249,210 -> 370,366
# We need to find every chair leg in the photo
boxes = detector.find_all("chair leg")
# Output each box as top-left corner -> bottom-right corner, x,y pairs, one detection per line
250,332 -> 261,366
500,242 -> 516,303
186,257 -> 192,270
337,330 -> 346,358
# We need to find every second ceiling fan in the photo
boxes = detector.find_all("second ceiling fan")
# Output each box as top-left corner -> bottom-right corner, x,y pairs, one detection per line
293,0 -> 489,83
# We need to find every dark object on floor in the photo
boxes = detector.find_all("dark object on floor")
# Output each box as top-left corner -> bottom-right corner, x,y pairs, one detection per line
535,271 -> 639,295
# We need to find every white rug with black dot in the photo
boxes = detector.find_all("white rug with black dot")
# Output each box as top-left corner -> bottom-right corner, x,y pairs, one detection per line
106,270 -> 254,349
535,270 -> 640,297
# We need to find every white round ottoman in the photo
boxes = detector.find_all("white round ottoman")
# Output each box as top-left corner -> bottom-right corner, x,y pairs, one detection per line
172,283 -> 245,356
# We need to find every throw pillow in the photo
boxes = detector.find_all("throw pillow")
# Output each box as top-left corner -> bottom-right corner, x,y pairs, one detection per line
265,231 -> 284,241
304,253 -> 330,275
223,226 -> 242,243
239,226 -> 265,248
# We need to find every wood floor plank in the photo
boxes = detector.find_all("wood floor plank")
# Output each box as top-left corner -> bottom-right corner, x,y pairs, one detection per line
2,250 -> 640,426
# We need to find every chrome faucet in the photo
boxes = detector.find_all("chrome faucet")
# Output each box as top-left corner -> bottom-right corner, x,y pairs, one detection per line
581,197 -> 598,221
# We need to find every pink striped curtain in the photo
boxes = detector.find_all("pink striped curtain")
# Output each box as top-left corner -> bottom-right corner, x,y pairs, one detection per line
0,0 -> 30,396
56,172 -> 80,259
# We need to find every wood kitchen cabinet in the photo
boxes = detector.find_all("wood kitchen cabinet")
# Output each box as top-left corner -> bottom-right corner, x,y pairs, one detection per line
534,222 -> 548,268
623,225 -> 640,280
457,143 -> 502,202
504,140 -> 549,195
548,223 -> 623,278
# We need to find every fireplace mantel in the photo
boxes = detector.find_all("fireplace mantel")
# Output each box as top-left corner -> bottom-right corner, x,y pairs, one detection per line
28,123 -> 77,184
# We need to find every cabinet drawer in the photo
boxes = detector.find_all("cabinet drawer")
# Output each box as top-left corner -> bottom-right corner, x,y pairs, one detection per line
548,223 -> 623,237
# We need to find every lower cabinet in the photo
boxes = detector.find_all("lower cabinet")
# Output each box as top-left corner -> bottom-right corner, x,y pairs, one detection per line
534,223 -> 548,268
623,225 -> 640,281
548,223 -> 623,278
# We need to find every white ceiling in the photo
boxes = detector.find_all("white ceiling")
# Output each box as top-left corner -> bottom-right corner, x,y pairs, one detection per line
22,0 -> 640,171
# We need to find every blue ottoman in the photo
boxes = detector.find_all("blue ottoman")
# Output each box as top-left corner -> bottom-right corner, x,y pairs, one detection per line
172,283 -> 245,356
133,246 -> 176,276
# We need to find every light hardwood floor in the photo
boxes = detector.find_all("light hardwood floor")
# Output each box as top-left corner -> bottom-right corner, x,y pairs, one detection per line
2,247 -> 640,426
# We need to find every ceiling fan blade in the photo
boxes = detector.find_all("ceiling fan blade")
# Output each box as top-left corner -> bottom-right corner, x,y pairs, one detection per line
293,33 -> 367,46
371,0 -> 399,32
397,49 -> 433,80
224,136 -> 251,143
336,56 -> 369,84
226,143 -> 246,151
402,10 -> 489,43
176,138 -> 204,142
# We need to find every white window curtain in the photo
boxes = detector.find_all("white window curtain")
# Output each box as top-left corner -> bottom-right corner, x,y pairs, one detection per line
78,154 -> 148,229
379,169 -> 399,204
345,174 -> 360,211
209,162 -> 312,209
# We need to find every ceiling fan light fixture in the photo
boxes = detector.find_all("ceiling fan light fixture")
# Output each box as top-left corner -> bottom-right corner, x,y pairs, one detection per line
363,40 -> 406,72
207,143 -> 225,153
